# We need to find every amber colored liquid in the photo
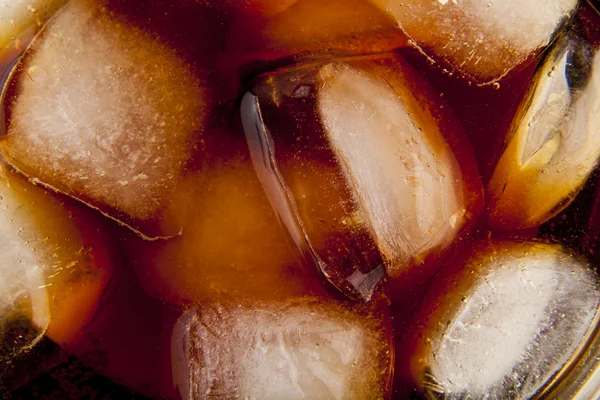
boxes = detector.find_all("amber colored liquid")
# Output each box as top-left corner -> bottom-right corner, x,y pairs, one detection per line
3,1 -> 600,399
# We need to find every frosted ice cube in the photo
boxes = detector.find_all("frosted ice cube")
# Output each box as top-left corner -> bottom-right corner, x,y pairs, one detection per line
488,28 -> 600,230
1,0 -> 206,238
171,299 -> 393,400
0,162 -> 113,347
317,62 -> 471,274
242,55 -> 482,300
369,0 -> 578,83
405,240 -> 600,399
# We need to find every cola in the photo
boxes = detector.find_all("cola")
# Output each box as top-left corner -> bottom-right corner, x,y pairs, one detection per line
1,0 -> 600,399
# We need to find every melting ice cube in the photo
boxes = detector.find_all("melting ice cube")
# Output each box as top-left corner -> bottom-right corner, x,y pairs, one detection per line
171,298 -> 393,400
242,55 -> 482,300
404,240 -> 600,399
0,0 -> 206,238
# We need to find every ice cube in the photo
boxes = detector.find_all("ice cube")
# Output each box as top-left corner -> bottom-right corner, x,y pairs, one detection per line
241,55 -> 482,300
224,0 -> 407,72
488,28 -> 600,230
0,162 -> 113,349
403,240 -> 600,399
126,145 -> 325,305
0,0 -> 206,238
171,298 -> 393,400
369,0 -> 578,83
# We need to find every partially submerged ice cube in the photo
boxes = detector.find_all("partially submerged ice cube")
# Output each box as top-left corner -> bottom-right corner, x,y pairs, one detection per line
369,0 -> 578,84
0,0 -> 206,238
488,26 -> 600,230
402,240 -> 600,399
171,298 -> 393,400
64,265 -> 182,400
241,55 -> 482,301
0,161 -> 113,352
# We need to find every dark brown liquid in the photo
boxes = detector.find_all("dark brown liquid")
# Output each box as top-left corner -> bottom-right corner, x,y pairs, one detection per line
3,0 -> 600,399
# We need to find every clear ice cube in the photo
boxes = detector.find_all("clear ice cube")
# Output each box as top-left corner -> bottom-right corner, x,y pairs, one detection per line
1,0 -> 206,238
404,240 -> 600,399
171,298 -> 393,400
488,27 -> 600,230
369,0 -> 578,83
241,55 -> 482,300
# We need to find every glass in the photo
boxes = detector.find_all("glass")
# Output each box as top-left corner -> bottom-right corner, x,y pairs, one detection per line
0,0 -> 599,399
